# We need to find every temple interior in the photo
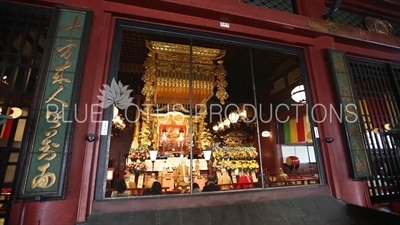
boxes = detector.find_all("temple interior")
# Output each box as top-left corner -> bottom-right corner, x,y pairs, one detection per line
105,28 -> 320,196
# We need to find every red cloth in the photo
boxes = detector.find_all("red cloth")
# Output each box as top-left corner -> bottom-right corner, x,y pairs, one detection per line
238,175 -> 253,189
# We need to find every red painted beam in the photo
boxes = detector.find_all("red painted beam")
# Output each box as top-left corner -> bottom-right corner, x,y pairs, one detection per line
104,0 -> 400,61
104,1 -> 315,46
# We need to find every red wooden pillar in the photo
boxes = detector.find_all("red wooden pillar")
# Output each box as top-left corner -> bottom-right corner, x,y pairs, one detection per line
8,0 -> 112,224
305,36 -> 371,207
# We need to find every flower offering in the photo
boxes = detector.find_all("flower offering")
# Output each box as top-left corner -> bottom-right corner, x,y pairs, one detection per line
212,146 -> 258,161
128,145 -> 150,162
125,162 -> 148,174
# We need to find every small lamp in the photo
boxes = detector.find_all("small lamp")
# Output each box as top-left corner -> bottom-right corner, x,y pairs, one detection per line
107,167 -> 115,181
212,125 -> 219,132
203,149 -> 212,161
218,121 -> 224,130
203,149 -> 212,175
239,108 -> 247,119
261,131 -> 270,138
149,150 -> 158,171
229,111 -> 239,124
223,118 -> 231,127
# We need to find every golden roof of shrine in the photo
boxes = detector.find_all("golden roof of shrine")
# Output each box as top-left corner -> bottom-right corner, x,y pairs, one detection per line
142,41 -> 228,106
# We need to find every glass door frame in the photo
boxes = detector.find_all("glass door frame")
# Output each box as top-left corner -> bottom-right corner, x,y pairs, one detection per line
94,19 -> 326,200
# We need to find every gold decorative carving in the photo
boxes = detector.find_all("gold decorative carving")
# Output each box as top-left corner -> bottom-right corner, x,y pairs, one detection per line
141,54 -> 157,105
215,60 -> 229,105
365,17 -> 393,36
222,131 -> 248,147
142,41 -> 228,106
308,18 -> 354,37
139,41 -> 229,147
198,120 -> 213,149
147,41 -> 225,58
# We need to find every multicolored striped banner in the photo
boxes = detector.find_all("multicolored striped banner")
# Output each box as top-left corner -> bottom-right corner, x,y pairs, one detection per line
359,97 -> 391,130
279,115 -> 312,144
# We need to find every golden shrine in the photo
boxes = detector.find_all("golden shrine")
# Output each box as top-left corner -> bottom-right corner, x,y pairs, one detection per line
137,40 -> 229,151
124,41 -> 230,193
123,40 -> 261,194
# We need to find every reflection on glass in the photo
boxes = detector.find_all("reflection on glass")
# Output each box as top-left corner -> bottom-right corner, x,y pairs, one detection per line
104,28 -> 321,198
252,48 -> 319,188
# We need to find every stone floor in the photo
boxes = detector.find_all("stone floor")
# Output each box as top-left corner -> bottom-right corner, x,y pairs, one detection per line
81,194 -> 400,225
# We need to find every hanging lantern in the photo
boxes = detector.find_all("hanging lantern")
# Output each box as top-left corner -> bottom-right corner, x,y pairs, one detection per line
228,111 -> 239,124
212,125 -> 219,132
223,118 -> 231,127
239,108 -> 247,119
291,84 -> 306,104
218,121 -> 224,130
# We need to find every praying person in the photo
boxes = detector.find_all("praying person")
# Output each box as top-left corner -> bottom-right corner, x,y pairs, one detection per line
145,173 -> 158,189
202,175 -> 221,192
238,169 -> 254,189
192,183 -> 201,193
218,168 -> 233,190
111,179 -> 130,197
151,181 -> 163,195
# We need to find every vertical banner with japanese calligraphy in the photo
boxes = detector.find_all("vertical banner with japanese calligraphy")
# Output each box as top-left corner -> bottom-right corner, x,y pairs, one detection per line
18,6 -> 92,199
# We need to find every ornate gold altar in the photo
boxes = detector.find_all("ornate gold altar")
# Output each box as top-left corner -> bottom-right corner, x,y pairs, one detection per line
138,41 -> 228,151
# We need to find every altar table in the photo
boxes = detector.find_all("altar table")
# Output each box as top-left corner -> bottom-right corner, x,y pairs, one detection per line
140,158 -> 208,172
